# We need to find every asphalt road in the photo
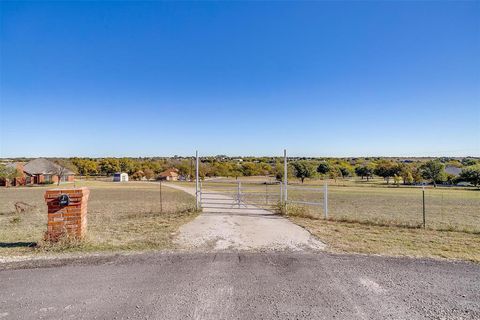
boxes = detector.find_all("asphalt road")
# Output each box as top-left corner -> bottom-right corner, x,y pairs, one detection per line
1,252 -> 479,320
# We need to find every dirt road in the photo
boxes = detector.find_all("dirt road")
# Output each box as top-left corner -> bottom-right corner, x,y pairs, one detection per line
1,252 -> 479,320
166,183 -> 325,251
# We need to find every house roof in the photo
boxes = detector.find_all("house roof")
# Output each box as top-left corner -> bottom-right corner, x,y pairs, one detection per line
159,168 -> 179,177
23,158 -> 75,175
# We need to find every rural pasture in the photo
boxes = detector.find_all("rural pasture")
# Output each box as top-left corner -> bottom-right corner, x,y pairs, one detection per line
287,184 -> 480,233
196,177 -> 480,233
1,177 -> 479,262
0,181 -> 197,256
189,177 -> 480,262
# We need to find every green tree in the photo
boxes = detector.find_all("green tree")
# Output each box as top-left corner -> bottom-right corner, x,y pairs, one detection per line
328,166 -> 341,182
316,162 -> 331,175
274,161 -> 293,182
462,158 -> 479,166
374,160 -> 400,184
241,162 -> 263,176
119,158 -> 135,174
99,158 -> 121,176
398,163 -> 413,185
405,172 -> 414,184
338,163 -> 354,178
355,163 -> 375,181
72,158 -> 98,176
0,164 -> 21,184
459,165 -> 480,187
292,161 -> 315,183
420,160 -> 445,187
393,174 -> 401,187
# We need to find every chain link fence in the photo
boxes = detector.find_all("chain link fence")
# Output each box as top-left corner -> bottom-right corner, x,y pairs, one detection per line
286,183 -> 480,233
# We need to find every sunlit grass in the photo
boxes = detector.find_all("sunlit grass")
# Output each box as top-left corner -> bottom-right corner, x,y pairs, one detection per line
0,181 -> 198,257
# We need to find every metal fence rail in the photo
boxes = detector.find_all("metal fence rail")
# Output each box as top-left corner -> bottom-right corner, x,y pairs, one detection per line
193,151 -> 480,232
199,181 -> 282,210
286,183 -> 328,218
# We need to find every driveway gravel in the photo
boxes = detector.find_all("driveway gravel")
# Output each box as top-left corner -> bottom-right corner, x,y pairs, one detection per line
167,183 -> 325,251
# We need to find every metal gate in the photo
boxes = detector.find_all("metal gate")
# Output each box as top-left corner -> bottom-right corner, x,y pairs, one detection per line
199,180 -> 282,211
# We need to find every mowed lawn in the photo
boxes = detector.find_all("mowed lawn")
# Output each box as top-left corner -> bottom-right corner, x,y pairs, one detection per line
0,181 -> 197,257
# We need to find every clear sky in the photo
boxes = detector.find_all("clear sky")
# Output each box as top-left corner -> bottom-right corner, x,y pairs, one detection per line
1,1 -> 479,158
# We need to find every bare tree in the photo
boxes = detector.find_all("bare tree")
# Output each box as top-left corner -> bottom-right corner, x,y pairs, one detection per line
52,160 -> 75,186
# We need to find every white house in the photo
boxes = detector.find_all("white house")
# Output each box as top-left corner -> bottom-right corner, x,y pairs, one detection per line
113,172 -> 129,182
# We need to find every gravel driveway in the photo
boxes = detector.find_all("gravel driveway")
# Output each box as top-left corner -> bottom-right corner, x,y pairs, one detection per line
166,184 -> 325,251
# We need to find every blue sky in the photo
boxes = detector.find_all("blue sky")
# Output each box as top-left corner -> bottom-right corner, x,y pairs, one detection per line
1,1 -> 479,157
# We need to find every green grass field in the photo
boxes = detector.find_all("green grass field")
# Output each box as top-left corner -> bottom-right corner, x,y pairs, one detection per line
0,181 -> 197,257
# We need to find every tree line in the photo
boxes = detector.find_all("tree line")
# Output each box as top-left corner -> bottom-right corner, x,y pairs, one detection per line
290,158 -> 480,187
1,157 -> 479,187
63,157 -> 480,187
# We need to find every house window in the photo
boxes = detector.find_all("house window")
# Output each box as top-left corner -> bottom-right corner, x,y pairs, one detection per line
44,175 -> 51,183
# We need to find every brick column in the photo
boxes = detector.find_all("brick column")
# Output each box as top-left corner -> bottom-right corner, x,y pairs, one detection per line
44,187 -> 90,241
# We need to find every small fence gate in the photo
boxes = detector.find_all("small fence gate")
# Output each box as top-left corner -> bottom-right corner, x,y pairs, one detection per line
198,180 -> 283,211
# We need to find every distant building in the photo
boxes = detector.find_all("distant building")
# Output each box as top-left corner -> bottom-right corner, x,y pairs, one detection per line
1,158 -> 75,186
23,158 -> 75,184
113,172 -> 129,182
158,168 -> 179,181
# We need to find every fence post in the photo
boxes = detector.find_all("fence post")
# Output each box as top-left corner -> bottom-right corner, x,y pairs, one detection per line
195,151 -> 199,211
238,181 -> 241,208
284,149 -> 288,204
280,182 -> 283,204
159,180 -> 163,214
265,183 -> 268,205
323,181 -> 328,219
422,186 -> 426,228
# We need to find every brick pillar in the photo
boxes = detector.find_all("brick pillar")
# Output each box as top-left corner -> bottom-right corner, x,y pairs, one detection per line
44,187 -> 90,241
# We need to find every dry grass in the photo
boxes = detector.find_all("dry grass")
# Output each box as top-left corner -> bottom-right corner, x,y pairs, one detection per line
0,181 -> 198,257
287,184 -> 480,233
177,178 -> 480,232
289,216 -> 480,263
284,183 -> 480,262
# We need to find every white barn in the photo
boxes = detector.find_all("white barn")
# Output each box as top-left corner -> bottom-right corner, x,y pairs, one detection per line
113,172 -> 129,182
